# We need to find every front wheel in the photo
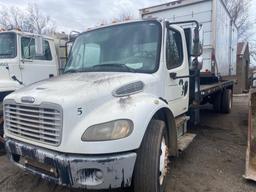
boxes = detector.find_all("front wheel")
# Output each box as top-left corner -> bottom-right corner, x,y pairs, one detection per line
133,120 -> 169,192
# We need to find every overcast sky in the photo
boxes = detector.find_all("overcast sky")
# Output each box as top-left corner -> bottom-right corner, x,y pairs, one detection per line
0,0 -> 174,32
0,0 -> 255,36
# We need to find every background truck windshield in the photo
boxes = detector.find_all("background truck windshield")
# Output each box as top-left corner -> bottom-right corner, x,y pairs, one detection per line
0,33 -> 16,59
65,21 -> 161,73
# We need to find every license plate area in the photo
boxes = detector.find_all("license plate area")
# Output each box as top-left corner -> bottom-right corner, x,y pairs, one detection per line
13,154 -> 58,178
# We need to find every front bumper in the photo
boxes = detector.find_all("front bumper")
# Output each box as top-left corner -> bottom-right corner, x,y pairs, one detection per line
5,138 -> 137,189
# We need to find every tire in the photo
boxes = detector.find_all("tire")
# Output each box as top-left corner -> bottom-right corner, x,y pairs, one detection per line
0,144 -> 4,155
0,119 -> 3,137
0,119 -> 5,155
221,89 -> 232,113
213,91 -> 222,113
133,120 -> 169,192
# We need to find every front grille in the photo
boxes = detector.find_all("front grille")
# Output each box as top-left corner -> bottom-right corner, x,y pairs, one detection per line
4,102 -> 62,146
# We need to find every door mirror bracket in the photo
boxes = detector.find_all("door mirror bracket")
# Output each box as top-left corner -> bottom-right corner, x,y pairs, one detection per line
169,72 -> 195,79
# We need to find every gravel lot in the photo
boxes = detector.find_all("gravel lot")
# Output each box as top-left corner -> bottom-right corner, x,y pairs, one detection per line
0,95 -> 255,192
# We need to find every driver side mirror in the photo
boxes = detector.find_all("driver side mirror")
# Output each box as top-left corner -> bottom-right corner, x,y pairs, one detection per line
35,36 -> 44,56
191,26 -> 203,57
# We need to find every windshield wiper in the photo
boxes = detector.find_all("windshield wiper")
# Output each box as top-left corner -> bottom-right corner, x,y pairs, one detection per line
91,63 -> 136,73
0,53 -> 12,56
64,68 -> 82,73
64,63 -> 136,74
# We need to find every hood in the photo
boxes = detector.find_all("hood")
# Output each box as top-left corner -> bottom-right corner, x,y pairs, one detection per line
7,72 -> 157,106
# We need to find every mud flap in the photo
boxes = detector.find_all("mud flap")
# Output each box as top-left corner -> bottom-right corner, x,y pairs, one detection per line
244,89 -> 256,181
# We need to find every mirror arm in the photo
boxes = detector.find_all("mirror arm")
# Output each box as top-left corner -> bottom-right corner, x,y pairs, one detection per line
170,72 -> 196,79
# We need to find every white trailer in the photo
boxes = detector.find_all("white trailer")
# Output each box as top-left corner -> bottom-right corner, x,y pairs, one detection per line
140,0 -> 238,77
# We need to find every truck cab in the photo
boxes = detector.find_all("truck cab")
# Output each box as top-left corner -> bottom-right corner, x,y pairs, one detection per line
3,19 -> 206,191
0,30 -> 60,101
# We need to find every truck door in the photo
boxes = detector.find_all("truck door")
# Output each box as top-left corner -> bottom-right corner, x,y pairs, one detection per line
0,32 -> 22,88
165,26 -> 189,116
19,36 -> 58,86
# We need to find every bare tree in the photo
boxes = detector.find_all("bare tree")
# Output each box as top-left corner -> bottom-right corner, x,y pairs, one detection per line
223,0 -> 256,64
0,6 -> 23,30
98,11 -> 134,26
0,3 -> 55,35
250,40 -> 256,62
115,11 -> 134,22
223,0 -> 253,41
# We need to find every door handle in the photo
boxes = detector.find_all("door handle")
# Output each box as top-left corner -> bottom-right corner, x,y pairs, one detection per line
169,72 -> 177,79
21,59 -> 33,63
49,74 -> 54,78
19,65 -> 24,70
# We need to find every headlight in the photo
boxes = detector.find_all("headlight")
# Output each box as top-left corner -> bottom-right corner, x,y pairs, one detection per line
81,119 -> 134,141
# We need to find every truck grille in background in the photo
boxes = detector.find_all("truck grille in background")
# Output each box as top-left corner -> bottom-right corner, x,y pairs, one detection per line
4,103 -> 62,146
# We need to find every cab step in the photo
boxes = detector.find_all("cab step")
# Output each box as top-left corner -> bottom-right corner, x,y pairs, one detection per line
177,133 -> 196,152
175,115 -> 190,138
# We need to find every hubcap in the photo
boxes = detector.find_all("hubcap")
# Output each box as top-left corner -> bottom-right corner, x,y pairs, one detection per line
159,137 -> 169,186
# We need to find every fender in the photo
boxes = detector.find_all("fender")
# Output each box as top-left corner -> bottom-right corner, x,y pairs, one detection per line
4,93 -> 178,155
56,93 -> 178,155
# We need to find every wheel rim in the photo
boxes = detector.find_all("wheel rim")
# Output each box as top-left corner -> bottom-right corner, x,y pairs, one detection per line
229,91 -> 232,110
159,137 -> 168,186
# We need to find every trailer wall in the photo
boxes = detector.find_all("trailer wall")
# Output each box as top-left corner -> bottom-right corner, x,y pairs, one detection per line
140,0 -> 237,77
214,0 -> 237,76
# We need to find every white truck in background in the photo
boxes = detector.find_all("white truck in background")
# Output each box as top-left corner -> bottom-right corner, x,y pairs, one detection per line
0,30 -> 69,141
3,0 -> 237,191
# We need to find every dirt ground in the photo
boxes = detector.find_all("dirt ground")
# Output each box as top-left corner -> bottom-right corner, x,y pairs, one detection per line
0,95 -> 256,192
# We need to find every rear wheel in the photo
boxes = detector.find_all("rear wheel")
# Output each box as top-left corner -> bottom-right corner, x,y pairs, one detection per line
213,91 -> 222,113
133,120 -> 169,192
221,89 -> 232,113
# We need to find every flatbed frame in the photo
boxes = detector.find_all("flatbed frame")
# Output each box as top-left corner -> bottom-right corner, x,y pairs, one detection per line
200,80 -> 234,98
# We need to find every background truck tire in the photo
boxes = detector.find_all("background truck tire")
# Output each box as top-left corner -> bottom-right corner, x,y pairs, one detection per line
221,89 -> 232,113
0,120 -> 4,155
213,91 -> 222,113
133,120 -> 168,192
0,143 -> 4,155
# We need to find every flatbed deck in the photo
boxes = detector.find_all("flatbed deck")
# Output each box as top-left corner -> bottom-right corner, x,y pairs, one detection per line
200,80 -> 234,97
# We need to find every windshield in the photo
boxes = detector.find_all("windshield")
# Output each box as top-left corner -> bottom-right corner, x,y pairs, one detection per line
64,21 -> 161,74
0,33 -> 17,59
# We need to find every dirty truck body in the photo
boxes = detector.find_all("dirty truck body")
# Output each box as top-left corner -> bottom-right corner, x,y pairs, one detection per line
0,31 -> 67,139
3,17 -> 235,191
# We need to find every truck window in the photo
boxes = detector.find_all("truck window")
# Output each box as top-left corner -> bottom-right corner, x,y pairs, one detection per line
0,33 -> 16,59
74,43 -> 101,69
21,37 -> 52,61
166,29 -> 183,69
65,21 -> 161,74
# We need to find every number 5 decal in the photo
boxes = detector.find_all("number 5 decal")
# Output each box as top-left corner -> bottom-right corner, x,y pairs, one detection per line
77,107 -> 83,115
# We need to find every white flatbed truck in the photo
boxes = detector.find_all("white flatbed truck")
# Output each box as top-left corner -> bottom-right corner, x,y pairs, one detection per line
3,1 -> 236,191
